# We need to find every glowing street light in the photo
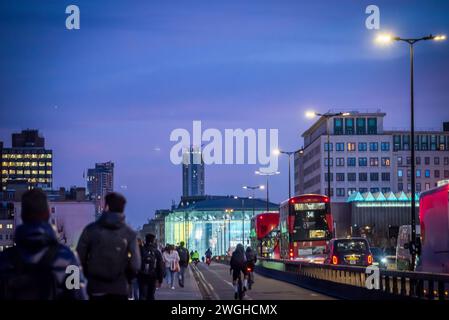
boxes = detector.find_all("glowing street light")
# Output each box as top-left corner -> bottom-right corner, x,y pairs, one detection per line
375,32 -> 446,271
255,170 -> 280,211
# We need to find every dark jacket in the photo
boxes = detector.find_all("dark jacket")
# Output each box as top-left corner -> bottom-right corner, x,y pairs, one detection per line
177,246 -> 190,267
139,243 -> 164,283
76,211 -> 141,296
0,222 -> 88,300
230,246 -> 246,271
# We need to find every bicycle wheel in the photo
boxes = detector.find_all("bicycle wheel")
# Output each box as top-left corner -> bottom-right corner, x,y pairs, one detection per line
238,277 -> 244,300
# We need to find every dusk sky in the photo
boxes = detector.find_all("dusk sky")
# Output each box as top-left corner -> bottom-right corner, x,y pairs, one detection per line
1,0 -> 449,228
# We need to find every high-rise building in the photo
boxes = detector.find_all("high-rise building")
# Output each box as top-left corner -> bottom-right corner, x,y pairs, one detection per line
0,130 -> 53,191
296,111 -> 449,201
182,146 -> 205,197
86,161 -> 114,214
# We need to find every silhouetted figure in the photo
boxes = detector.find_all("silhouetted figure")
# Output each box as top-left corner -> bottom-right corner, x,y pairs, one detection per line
0,189 -> 88,300
77,192 -> 141,300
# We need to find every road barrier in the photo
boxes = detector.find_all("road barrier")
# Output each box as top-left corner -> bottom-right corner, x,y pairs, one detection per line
215,256 -> 449,300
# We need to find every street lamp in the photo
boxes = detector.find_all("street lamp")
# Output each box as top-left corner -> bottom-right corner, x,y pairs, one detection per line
305,111 -> 350,211
272,149 -> 301,199
375,32 -> 446,271
225,209 -> 233,252
255,170 -> 280,211
242,185 -> 265,246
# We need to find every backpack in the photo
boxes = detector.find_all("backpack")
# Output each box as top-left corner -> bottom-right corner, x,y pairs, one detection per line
178,248 -> 188,264
0,244 -> 60,300
141,246 -> 157,275
86,228 -> 129,282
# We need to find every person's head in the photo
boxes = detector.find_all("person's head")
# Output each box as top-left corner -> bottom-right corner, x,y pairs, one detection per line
21,188 -> 50,224
179,241 -> 185,248
104,192 -> 126,213
246,246 -> 252,253
145,233 -> 156,244
236,243 -> 244,253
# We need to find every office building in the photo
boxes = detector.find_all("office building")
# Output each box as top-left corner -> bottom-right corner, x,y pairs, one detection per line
1,130 -> 53,191
86,161 -> 114,214
296,111 -> 449,201
165,195 -> 278,255
182,146 -> 205,197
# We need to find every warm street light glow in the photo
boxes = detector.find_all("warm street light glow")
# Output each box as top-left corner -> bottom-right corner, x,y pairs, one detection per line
259,185 -> 265,190
305,111 -> 316,119
434,34 -> 446,41
272,149 -> 281,156
375,33 -> 394,44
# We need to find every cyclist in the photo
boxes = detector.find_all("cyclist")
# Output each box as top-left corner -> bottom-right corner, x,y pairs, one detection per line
205,248 -> 212,265
245,246 -> 257,288
229,244 -> 247,299
191,250 -> 200,264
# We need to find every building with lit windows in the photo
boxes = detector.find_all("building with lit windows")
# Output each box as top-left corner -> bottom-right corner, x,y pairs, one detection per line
86,161 -> 114,215
182,146 -> 205,197
296,111 -> 449,201
165,195 -> 278,255
0,130 -> 53,191
0,202 -> 15,252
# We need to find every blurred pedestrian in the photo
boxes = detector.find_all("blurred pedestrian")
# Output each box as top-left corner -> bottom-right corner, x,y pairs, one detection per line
162,244 -> 180,289
138,233 -> 164,300
0,189 -> 88,300
176,241 -> 189,287
77,192 -> 141,300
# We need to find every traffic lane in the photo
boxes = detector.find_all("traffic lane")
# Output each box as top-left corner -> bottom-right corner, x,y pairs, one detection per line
196,262 -> 334,300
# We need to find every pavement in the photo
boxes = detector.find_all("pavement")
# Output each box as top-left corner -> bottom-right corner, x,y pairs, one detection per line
155,265 -> 203,300
154,261 -> 334,300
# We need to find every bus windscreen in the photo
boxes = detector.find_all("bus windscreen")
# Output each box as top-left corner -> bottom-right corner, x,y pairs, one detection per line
292,202 -> 329,241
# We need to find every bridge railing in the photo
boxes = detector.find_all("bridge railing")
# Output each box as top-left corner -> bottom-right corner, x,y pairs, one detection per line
214,255 -> 449,300
257,258 -> 449,300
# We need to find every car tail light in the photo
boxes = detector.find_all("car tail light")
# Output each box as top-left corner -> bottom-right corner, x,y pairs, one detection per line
367,254 -> 373,265
332,255 -> 338,265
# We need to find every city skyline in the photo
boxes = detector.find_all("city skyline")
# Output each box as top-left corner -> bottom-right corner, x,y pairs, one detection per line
1,0 -> 449,227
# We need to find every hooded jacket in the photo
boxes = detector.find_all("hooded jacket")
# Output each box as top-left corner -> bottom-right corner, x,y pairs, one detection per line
0,222 -> 88,300
76,211 -> 141,296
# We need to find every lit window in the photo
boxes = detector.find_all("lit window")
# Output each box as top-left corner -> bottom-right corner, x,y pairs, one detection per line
6,224 -> 13,229
32,170 -> 38,175
1,170 -> 7,175
46,170 -> 52,175
398,170 -> 403,177
2,162 -> 8,166
39,162 -> 45,167
24,170 -> 30,175
31,154 -> 38,159
347,143 -> 356,151
46,162 -> 52,167
17,170 -> 23,175
9,170 -> 16,174
31,162 -> 38,167
16,162 -> 23,167
46,154 -> 52,159
39,170 -> 45,175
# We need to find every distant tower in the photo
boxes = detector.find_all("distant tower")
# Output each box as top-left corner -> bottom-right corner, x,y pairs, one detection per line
182,146 -> 205,197
86,161 -> 114,215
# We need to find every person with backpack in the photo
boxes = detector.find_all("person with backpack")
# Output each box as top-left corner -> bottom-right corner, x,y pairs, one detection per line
162,244 -> 180,289
138,233 -> 163,300
0,188 -> 88,300
230,244 -> 248,299
76,192 -> 141,300
176,241 -> 189,288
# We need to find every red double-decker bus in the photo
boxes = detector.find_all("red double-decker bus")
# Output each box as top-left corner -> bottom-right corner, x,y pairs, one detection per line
279,194 -> 333,262
250,212 -> 280,259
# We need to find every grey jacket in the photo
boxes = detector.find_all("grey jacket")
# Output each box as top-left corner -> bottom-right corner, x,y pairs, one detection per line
76,211 -> 141,296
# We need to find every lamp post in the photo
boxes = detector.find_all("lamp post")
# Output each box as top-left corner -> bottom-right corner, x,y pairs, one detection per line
225,209 -> 233,253
376,33 -> 446,270
242,185 -> 265,246
273,149 -> 301,199
255,170 -> 280,211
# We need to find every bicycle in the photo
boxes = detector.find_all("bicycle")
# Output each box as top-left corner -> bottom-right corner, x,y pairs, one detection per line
236,272 -> 245,300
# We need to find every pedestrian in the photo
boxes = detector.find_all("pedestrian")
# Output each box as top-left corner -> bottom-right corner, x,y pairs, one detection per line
162,244 -> 180,289
76,192 -> 141,300
176,241 -> 189,288
0,188 -> 88,300
128,238 -> 144,300
138,233 -> 164,300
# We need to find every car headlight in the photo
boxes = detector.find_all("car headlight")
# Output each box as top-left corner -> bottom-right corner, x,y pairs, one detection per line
381,257 -> 387,264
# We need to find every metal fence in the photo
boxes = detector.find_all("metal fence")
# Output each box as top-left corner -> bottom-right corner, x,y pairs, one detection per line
215,256 -> 449,300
